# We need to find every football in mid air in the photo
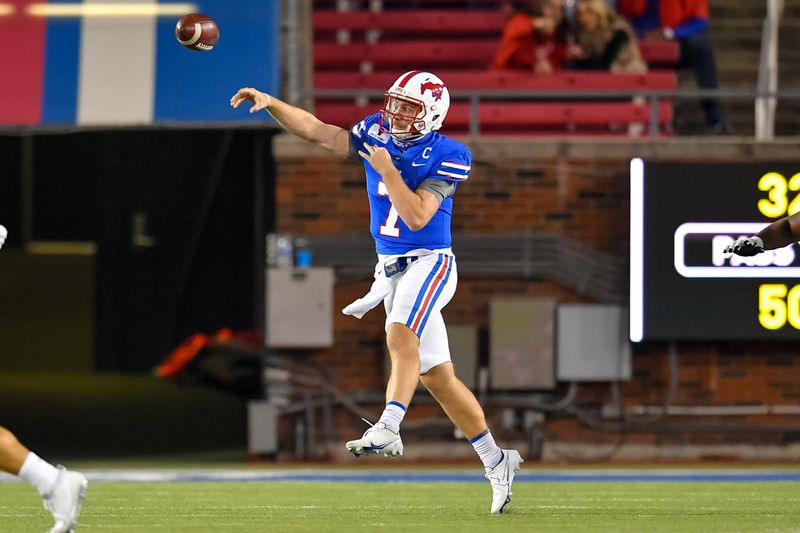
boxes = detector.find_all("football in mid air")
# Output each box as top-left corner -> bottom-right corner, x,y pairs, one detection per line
175,13 -> 219,51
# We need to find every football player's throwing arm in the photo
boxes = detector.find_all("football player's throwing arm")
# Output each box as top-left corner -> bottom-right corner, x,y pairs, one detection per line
231,87 -> 438,231
725,211 -> 800,256
230,88 -> 350,159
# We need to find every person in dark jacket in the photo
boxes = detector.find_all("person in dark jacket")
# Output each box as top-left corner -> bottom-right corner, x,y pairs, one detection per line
618,0 -> 730,133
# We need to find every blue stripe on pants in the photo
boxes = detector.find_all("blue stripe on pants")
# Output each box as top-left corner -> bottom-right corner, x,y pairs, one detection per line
405,254 -> 444,330
416,258 -> 453,335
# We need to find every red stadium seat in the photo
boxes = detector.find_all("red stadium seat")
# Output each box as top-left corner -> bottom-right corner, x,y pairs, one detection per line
638,39 -> 680,66
478,101 -> 673,127
313,10 -> 506,34
314,40 -> 499,70
314,100 -> 674,136
312,8 -> 678,136
314,70 -> 678,91
314,12 -> 679,68
315,40 -> 680,71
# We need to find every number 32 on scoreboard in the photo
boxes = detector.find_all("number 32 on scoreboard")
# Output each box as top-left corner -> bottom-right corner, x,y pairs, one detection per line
759,284 -> 800,330
758,172 -> 800,218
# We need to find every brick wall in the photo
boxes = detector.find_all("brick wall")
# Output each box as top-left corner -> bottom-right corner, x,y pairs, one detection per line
274,136 -> 800,456
275,139 -> 631,253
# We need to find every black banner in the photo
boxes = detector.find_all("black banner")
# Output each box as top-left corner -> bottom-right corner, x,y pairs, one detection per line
631,161 -> 800,341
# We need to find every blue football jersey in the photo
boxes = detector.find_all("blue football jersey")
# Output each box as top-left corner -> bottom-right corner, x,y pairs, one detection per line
350,113 -> 471,255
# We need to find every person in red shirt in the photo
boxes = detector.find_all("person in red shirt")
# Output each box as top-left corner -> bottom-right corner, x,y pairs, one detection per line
618,0 -> 730,133
491,0 -> 569,74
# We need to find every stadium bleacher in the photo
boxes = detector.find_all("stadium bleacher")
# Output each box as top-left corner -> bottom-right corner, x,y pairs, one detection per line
314,70 -> 678,91
312,6 -> 679,136
314,39 -> 678,71
315,99 -> 674,136
313,8 -> 508,35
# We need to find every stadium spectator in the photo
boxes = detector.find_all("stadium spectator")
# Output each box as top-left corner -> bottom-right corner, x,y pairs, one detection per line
725,211 -> 800,257
618,0 -> 730,133
492,0 -> 570,74
0,426 -> 87,533
568,0 -> 646,73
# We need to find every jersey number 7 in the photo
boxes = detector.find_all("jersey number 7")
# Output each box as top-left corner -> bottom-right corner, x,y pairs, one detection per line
377,181 -> 400,237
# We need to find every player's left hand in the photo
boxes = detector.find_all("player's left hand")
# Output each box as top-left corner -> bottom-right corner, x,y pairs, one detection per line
358,144 -> 396,176
724,236 -> 765,256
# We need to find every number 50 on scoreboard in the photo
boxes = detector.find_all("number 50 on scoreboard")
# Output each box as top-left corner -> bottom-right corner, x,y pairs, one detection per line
629,159 -> 800,342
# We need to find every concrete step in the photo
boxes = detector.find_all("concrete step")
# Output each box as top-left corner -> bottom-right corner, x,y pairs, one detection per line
779,17 -> 800,49
710,0 -> 766,19
674,99 -> 800,136
710,19 -> 764,48
776,103 -> 800,135
716,61 -> 760,85
783,3 -> 800,18
686,0 -> 798,135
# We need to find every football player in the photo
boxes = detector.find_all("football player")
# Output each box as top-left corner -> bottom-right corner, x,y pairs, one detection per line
232,70 -> 522,514
0,426 -> 87,532
725,211 -> 800,256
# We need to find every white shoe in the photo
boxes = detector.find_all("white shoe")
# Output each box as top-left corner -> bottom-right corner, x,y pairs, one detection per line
485,449 -> 523,514
43,467 -> 88,533
345,420 -> 403,458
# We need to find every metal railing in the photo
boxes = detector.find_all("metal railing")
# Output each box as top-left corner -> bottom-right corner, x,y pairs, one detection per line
311,87 -> 800,138
756,0 -> 785,140
297,233 -> 627,303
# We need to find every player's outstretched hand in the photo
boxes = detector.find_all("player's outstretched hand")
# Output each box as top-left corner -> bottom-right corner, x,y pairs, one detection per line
358,144 -> 396,175
724,236 -> 765,256
230,88 -> 272,114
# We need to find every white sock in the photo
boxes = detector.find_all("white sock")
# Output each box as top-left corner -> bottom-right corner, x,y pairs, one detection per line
18,452 -> 60,497
470,429 -> 504,470
378,401 -> 407,433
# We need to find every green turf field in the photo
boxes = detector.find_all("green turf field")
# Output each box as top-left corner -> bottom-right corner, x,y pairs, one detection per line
1,481 -> 798,532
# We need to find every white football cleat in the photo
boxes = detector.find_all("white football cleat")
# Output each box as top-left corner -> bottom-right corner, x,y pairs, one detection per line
43,467 -> 88,533
345,420 -> 403,458
485,449 -> 523,514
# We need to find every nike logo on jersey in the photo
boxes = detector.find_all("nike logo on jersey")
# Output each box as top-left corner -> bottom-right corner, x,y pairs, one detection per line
411,162 -> 426,167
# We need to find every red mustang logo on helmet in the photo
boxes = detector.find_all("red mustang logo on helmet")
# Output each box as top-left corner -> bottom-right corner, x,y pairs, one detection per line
420,81 -> 444,101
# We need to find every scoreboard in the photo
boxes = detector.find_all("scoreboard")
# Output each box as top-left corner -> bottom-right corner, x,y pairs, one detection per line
630,159 -> 800,342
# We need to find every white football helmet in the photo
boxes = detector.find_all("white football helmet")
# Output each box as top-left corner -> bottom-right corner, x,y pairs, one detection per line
381,70 -> 450,141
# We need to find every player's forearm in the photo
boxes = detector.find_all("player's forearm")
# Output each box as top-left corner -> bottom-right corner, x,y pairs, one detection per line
381,169 -> 428,231
264,96 -> 330,144
757,212 -> 800,250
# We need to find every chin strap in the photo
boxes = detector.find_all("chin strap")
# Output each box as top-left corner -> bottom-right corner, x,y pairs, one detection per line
392,132 -> 427,145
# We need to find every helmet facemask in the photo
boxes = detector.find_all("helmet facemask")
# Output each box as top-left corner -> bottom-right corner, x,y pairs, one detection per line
381,93 -> 426,141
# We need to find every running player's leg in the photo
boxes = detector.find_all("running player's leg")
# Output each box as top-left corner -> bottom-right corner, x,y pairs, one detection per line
0,426 -> 29,475
419,316 -> 522,514
344,321 -> 418,457
0,426 -> 88,532
420,361 -> 488,439
386,251 -> 455,408
346,253 -> 454,457
418,316 -> 492,447
385,323 -> 420,409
